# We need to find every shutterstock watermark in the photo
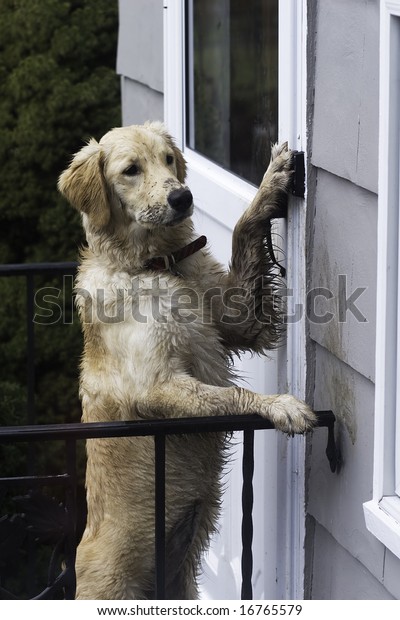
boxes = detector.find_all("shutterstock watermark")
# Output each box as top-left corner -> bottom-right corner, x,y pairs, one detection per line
285,275 -> 367,325
33,274 -> 368,326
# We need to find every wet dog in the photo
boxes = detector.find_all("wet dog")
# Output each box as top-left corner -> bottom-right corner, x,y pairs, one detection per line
58,122 -> 315,599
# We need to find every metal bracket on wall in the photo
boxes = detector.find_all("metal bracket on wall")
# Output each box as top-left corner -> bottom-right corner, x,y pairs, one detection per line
291,151 -> 305,199
314,410 -> 340,473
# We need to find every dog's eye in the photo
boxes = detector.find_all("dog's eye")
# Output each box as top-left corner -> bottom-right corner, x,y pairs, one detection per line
166,154 -> 174,165
124,164 -> 140,176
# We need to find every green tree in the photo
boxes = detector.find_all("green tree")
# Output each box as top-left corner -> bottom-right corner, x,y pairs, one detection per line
0,0 -> 121,446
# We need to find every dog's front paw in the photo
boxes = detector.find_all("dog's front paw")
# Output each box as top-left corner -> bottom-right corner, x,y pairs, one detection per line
261,394 -> 316,435
261,142 -> 294,193
270,141 -> 290,163
243,142 -> 294,221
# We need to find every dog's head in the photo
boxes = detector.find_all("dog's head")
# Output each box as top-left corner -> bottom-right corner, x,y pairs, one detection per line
58,122 -> 192,231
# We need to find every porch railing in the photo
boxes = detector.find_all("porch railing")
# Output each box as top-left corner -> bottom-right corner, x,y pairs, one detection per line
0,412 -> 336,600
0,263 -> 338,600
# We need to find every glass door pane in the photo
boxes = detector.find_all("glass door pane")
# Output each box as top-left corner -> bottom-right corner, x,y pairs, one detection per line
186,0 -> 278,186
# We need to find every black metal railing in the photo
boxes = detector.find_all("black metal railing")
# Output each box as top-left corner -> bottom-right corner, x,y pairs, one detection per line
0,262 -> 78,428
0,411 -> 337,600
0,263 -> 338,600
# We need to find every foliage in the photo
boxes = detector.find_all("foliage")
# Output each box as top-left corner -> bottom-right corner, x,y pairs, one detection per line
0,0 -> 121,263
0,0 -> 121,462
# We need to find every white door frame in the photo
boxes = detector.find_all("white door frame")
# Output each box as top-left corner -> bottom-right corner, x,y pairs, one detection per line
276,0 -> 309,601
163,0 -> 308,599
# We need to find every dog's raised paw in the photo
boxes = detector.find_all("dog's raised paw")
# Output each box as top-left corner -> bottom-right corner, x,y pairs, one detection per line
270,141 -> 289,162
267,142 -> 293,173
262,394 -> 317,435
261,143 -> 294,196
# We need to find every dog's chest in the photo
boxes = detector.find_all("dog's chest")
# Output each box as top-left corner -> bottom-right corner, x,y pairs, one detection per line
81,269 -> 231,388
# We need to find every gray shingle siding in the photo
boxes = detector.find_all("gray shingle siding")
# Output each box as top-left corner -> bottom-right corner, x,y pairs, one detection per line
117,0 -> 164,125
307,0 -> 400,600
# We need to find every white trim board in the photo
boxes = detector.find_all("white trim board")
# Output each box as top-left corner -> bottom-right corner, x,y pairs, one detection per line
276,0 -> 308,600
363,0 -> 400,560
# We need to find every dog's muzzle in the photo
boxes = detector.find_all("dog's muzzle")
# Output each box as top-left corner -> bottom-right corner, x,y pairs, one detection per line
167,188 -> 193,213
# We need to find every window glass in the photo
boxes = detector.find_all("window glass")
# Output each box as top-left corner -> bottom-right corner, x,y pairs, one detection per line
186,0 -> 278,186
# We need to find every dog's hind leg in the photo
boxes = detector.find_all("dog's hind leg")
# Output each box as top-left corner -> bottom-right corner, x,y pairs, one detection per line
137,376 -> 315,435
75,522 -> 154,600
163,501 -> 205,599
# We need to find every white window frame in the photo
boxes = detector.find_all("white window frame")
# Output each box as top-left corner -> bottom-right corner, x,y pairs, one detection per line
163,0 -> 305,225
164,0 -> 258,230
163,0 -> 308,597
363,0 -> 400,559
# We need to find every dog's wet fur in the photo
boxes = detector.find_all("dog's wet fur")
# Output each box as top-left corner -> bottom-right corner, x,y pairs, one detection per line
58,122 -> 315,599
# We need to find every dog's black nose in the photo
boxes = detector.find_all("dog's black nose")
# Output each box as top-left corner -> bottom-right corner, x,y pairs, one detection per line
167,188 -> 193,212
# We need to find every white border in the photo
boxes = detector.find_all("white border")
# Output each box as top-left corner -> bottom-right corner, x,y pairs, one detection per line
363,0 -> 400,560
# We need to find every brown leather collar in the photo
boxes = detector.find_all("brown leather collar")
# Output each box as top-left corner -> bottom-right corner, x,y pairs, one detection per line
144,235 -> 207,275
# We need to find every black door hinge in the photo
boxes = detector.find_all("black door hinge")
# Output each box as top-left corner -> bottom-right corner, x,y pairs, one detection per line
291,151 -> 305,199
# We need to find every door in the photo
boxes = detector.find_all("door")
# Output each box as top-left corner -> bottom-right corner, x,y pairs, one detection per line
164,0 -> 307,599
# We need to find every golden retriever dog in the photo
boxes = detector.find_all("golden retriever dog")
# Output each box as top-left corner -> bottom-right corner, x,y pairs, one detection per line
58,122 -> 315,600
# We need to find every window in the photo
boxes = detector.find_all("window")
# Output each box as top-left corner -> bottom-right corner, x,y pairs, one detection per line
164,0 -> 309,598
363,0 -> 400,559
186,0 -> 278,185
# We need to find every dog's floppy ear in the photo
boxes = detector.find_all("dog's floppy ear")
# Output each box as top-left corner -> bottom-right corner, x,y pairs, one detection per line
58,139 -> 110,229
146,121 -> 187,183
171,142 -> 187,183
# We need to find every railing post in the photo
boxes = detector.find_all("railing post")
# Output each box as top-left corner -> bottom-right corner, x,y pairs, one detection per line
26,272 -> 37,598
26,272 -> 35,426
26,272 -> 36,476
154,434 -> 166,599
64,439 -> 77,599
241,429 -> 255,600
